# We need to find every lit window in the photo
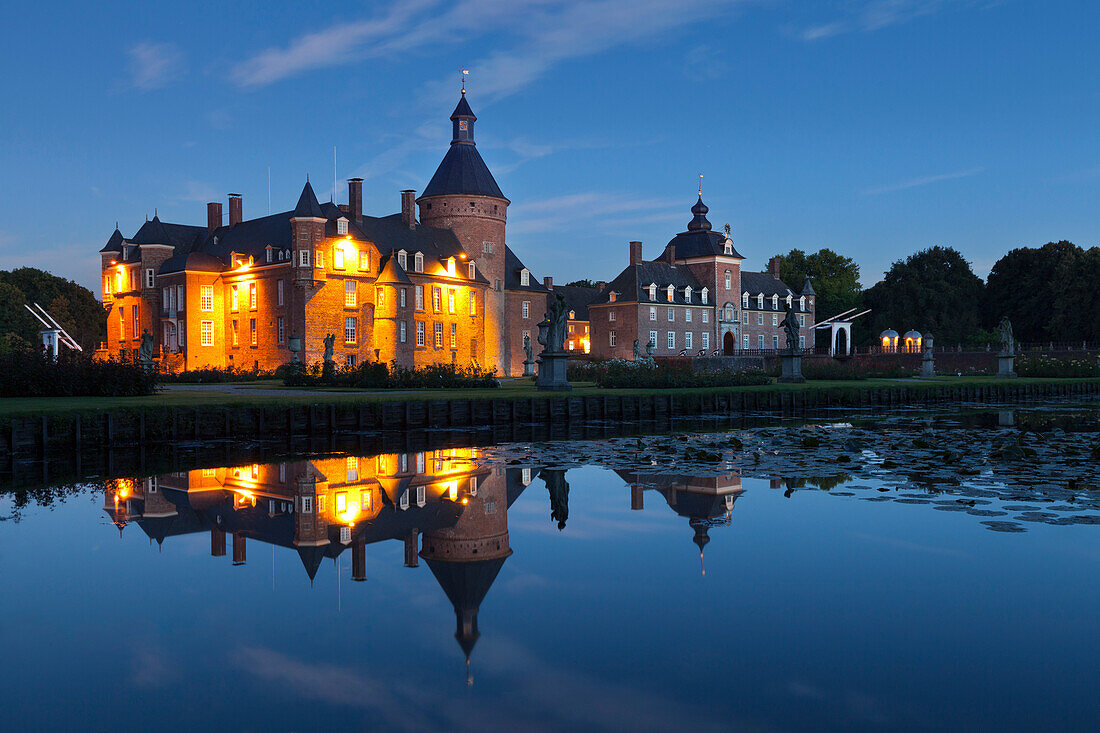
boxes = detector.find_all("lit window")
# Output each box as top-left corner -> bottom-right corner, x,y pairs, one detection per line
315,250 -> 324,268
376,287 -> 383,308
447,257 -> 456,276
434,322 -> 443,348
450,323 -> 456,349
649,284 -> 657,301
345,317 -> 356,343
609,292 -> 617,303
345,281 -> 357,307
666,285 -> 674,301
334,246 -> 345,269
200,320 -> 213,346
250,318 -> 257,345
416,321 -> 425,346
433,287 -> 441,312
361,490 -> 372,510
336,492 -> 348,512
200,286 -> 213,311
469,292 -> 476,316
249,283 -> 257,309
231,320 -> 239,346
359,251 -> 369,271
448,290 -> 455,313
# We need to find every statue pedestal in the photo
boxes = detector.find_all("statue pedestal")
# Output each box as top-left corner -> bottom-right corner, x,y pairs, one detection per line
920,351 -> 935,378
777,353 -> 805,384
536,352 -> 571,391
322,361 -> 336,380
523,359 -> 536,377
997,354 -> 1017,378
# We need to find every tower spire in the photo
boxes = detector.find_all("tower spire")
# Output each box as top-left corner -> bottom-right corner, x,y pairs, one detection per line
698,173 -> 703,197
461,67 -> 468,94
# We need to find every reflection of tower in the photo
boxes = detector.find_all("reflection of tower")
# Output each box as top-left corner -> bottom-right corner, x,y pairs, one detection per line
420,466 -> 528,685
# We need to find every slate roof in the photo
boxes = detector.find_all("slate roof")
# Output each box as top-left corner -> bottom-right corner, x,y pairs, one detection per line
551,285 -> 601,321
421,143 -> 506,200
160,251 -> 226,274
130,216 -> 205,249
591,261 -> 704,305
100,228 -> 124,253
292,181 -> 325,218
800,277 -> 816,295
421,94 -> 506,201
375,253 -> 413,284
657,196 -> 745,260
504,246 -> 549,292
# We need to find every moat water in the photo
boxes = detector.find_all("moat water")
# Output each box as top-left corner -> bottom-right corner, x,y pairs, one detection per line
1,403 -> 1098,731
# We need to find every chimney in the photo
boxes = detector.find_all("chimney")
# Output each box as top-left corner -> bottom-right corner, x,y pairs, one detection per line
210,527 -> 226,557
666,245 -> 676,265
348,178 -> 363,221
769,256 -> 782,278
228,194 -> 243,226
543,276 -> 553,290
629,241 -> 643,266
401,190 -> 416,229
595,281 -> 607,290
232,531 -> 246,565
207,202 -> 222,232
404,530 -> 419,567
352,541 -> 366,581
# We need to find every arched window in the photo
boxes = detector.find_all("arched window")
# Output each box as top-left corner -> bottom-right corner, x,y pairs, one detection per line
701,288 -> 709,304
666,285 -> 674,302
786,294 -> 792,308
799,296 -> 806,311
724,240 -> 733,255
742,292 -> 749,308
684,286 -> 692,303
648,284 -> 657,301
724,270 -> 732,289
772,294 -> 778,310
520,269 -> 529,286
757,294 -> 764,309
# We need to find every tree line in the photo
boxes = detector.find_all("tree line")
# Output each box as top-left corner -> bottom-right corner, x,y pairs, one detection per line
0,267 -> 106,354
775,241 -> 1100,347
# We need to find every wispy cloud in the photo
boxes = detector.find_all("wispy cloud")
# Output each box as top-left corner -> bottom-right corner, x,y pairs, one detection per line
797,0 -> 983,41
508,191 -> 682,235
127,42 -> 184,90
173,181 -> 220,203
862,166 -> 984,195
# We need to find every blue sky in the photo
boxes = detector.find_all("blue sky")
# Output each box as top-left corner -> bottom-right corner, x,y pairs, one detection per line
1,0 -> 1097,294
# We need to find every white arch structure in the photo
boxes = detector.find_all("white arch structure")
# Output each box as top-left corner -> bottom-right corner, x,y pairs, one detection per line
814,308 -> 871,357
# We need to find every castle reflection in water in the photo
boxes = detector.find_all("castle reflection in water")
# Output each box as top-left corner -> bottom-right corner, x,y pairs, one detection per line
102,449 -> 743,672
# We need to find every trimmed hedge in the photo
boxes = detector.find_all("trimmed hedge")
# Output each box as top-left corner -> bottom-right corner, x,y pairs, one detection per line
0,350 -> 157,397
592,359 -> 769,389
1016,355 -> 1100,378
283,361 -> 500,389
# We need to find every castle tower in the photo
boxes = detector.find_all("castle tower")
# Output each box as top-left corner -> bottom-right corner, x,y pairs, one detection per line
417,92 -> 509,373
420,469 -> 514,683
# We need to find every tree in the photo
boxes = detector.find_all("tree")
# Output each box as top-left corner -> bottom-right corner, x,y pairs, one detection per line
564,279 -> 599,288
773,248 -> 862,322
863,246 -> 986,346
0,268 -> 106,350
985,241 -> 1100,343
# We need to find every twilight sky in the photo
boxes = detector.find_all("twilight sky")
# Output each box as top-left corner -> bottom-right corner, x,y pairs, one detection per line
1,0 -> 1097,294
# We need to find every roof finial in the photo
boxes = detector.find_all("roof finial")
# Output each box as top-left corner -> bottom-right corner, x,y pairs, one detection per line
698,173 -> 703,197
461,67 -> 469,94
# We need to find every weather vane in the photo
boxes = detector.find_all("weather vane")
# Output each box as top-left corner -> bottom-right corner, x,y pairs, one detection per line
461,67 -> 469,94
698,173 -> 703,196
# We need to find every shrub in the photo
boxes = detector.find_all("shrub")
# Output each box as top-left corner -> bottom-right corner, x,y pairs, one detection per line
594,359 -> 769,389
1016,355 -> 1100,378
159,365 -> 278,383
283,361 -> 499,389
0,348 -> 157,397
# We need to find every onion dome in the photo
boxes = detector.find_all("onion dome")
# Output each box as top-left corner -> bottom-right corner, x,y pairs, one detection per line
687,196 -> 712,232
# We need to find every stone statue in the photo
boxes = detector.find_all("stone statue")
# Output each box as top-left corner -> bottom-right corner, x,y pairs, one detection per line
537,294 -> 569,353
138,329 -> 154,366
632,338 -> 640,361
781,305 -> 800,353
724,223 -> 731,239
998,316 -> 1015,356
323,333 -> 336,363
523,333 -> 533,363
543,469 -> 570,531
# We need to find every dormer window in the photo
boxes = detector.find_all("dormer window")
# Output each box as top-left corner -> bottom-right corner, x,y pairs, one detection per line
648,284 -> 657,301
701,288 -> 709,304
786,294 -> 793,308
413,252 -> 423,273
569,310 -> 575,320
520,269 -> 529,287
666,285 -> 674,302
757,294 -> 764,309
397,250 -> 407,270
742,293 -> 749,308
724,240 -> 733,255
609,291 -> 617,303
684,286 -> 692,303
447,257 -> 456,276
265,246 -> 273,263
337,218 -> 348,235
468,262 -> 476,279
799,296 -> 806,311
772,295 -> 779,310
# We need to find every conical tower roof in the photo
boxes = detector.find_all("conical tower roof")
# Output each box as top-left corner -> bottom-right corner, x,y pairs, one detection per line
292,181 -> 325,218
421,93 -> 506,201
